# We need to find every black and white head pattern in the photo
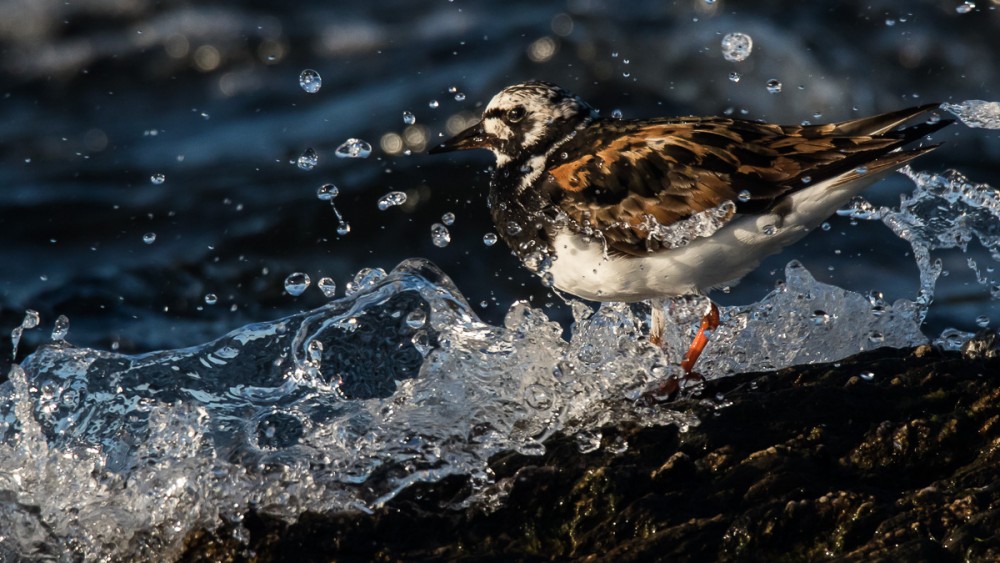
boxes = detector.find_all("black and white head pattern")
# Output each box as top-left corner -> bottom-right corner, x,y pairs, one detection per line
480,81 -> 595,167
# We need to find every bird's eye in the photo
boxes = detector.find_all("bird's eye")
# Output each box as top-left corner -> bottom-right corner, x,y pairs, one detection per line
506,106 -> 526,123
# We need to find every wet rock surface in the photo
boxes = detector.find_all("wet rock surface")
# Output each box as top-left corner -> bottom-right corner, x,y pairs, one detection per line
181,338 -> 1000,562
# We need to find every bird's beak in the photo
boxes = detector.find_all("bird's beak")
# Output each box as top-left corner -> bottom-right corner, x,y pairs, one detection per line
428,121 -> 490,154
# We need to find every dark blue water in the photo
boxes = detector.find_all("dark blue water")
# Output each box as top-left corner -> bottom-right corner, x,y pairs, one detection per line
2,0 -> 999,368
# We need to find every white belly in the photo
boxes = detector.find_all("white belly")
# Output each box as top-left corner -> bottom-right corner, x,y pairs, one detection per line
545,173 -> 881,302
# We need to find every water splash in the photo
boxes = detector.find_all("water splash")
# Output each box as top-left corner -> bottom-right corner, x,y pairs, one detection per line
10,310 -> 40,361
940,100 -> 1000,129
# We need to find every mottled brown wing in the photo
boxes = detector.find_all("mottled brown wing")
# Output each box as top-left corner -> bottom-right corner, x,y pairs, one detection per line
539,109 -> 940,256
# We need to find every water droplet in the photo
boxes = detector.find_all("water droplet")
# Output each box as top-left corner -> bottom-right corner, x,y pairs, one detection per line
728,71 -> 741,83
761,224 -> 777,236
377,191 -> 407,210
956,1 -> 975,14
721,32 -> 753,62
737,189 -> 751,202
821,222 -> 831,231
335,138 -> 372,159
483,232 -> 498,246
318,277 -> 337,298
299,69 -> 322,93
402,111 -> 416,125
454,92 -> 466,102
297,147 -> 318,170
506,221 -> 523,236
405,309 -> 427,329
317,183 -> 339,201
150,173 -> 165,185
336,222 -> 351,236
766,79 -> 782,94
284,272 -> 311,296
142,232 -> 157,244
428,99 -> 440,109
801,175 -> 812,184
611,109 -> 623,119
204,293 -> 218,305
976,314 -> 990,328
23,310 -> 40,329
50,315 -> 70,342
441,211 -> 456,226
430,223 -> 451,247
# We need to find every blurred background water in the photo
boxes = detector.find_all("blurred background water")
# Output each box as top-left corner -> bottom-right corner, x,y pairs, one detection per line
1,0 -> 999,366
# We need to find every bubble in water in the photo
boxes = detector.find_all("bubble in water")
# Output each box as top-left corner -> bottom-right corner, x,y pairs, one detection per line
204,293 -> 218,305
956,1 -> 975,14
50,314 -> 70,342
859,372 -> 875,381
737,189 -> 751,202
766,79 -> 782,94
402,111 -> 416,125
377,191 -> 408,210
524,383 -> 553,410
405,309 -> 427,329
335,138 -> 372,159
611,109 -> 623,119
143,232 -> 157,244
761,224 -> 777,236
428,99 -> 439,109
317,183 -> 339,201
284,272 -> 311,296
483,232 -> 498,246
299,69 -> 322,93
454,92 -> 466,102
812,310 -> 830,325
728,72 -> 741,83
297,148 -> 318,170
441,212 -> 456,226
821,222 -> 831,231
721,32 -> 753,62
337,222 -> 351,236
506,221 -> 523,236
976,314 -> 990,328
431,223 -> 451,247
150,173 -> 165,185
317,277 -> 337,298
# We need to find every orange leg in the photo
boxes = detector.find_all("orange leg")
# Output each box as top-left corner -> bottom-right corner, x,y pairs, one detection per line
680,303 -> 720,374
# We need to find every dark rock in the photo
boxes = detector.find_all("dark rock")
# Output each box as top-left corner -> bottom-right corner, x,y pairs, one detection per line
181,342 -> 1000,562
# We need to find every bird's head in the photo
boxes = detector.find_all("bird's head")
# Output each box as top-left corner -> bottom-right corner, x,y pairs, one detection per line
430,81 -> 595,167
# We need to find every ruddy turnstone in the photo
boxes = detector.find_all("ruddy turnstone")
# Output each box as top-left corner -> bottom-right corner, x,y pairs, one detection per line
430,81 -> 951,372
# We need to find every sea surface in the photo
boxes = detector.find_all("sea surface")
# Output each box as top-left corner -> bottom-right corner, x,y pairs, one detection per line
1,0 -> 999,559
